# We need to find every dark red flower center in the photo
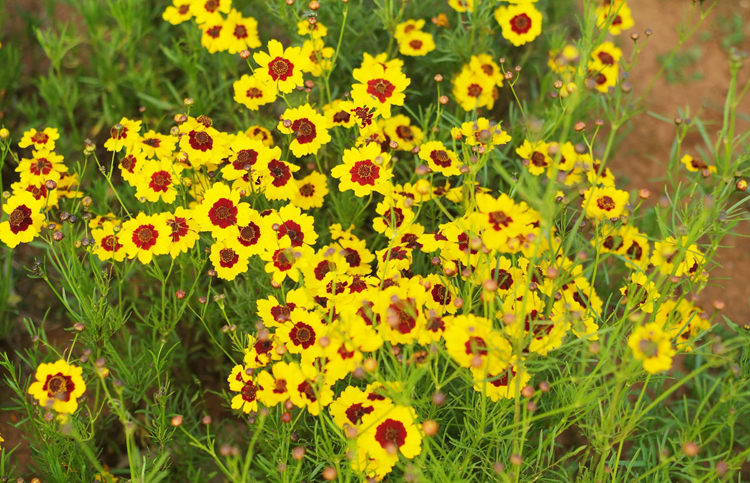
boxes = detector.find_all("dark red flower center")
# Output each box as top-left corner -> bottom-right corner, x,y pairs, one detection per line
208,198 -> 238,228
234,24 -> 248,39
9,205 -> 33,234
430,150 -> 452,168
367,78 -> 396,103
510,13 -> 532,34
292,118 -> 316,144
238,222 -> 261,246
596,196 -> 616,211
350,160 -> 379,186
269,57 -> 294,81
189,131 -> 213,152
375,419 -> 407,449
143,138 -> 161,148
149,171 -> 171,192
167,217 -> 190,241
345,403 -> 374,424
268,160 -> 291,187
43,373 -> 74,401
133,224 -> 158,249
32,132 -> 50,145
467,84 -> 483,97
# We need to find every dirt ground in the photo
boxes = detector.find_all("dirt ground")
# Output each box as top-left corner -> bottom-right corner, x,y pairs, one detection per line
614,0 -> 750,326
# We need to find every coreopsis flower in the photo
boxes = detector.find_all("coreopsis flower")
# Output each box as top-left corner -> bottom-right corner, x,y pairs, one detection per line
357,405 -> 422,470
136,131 -> 176,160
222,137 -> 277,180
210,238 -> 250,280
372,279 -> 427,344
323,99 -> 358,129
591,41 -> 623,69
495,3 -> 543,47
448,0 -> 474,12
454,118 -> 511,149
582,186 -> 629,220
262,243 -> 314,284
257,288 -> 314,328
278,104 -> 331,157
650,237 -> 706,279
469,54 -> 505,87
120,212 -> 170,264
680,154 -> 717,175
379,115 -> 423,151
286,363 -> 334,416
276,308 -> 327,354
516,140 -> 552,176
165,207 -> 200,258
331,144 -> 393,197
91,221 -> 127,262
261,158 -> 301,201
398,30 -> 436,56
256,361 -> 297,407
254,39 -> 308,94
225,209 -> 274,256
657,299 -> 711,353
190,0 -> 230,24
300,39 -> 334,77
104,117 -> 142,152
423,273 -> 457,315
16,149 -> 67,185
223,10 -> 261,54
134,158 -> 184,204
200,18 -> 230,54
372,198 -> 415,237
419,141 -> 462,176
162,0 -> 193,24
18,127 -> 59,151
471,363 -> 531,401
233,74 -> 277,111
445,314 -> 512,373
628,323 -> 675,374
549,44 -> 580,75
28,359 -> 86,414
596,0 -> 634,36
119,150 -> 147,185
582,155 -> 617,186
0,192 -> 45,248
471,193 -> 536,251
228,365 -> 260,413
244,333 -> 283,368
11,180 -> 59,208
178,116 -> 231,167
329,385 -> 387,430
351,61 -> 410,119
394,19 -> 425,41
194,182 -> 251,239
297,19 -> 327,38
245,125 -> 274,146
587,64 -> 619,93
619,271 -> 660,313
273,204 -> 319,248
452,65 -> 495,111
294,171 -> 329,210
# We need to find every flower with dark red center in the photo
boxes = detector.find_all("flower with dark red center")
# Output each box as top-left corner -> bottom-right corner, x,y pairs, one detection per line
208,198 -> 238,228
268,57 -> 293,81
350,160 -> 379,186
8,205 -> 33,234
596,196 -> 616,211
267,159 -> 291,188
43,373 -> 75,401
32,132 -> 50,145
374,419 -> 407,450
277,220 -> 305,247
289,322 -> 316,349
488,211 -> 513,231
510,13 -> 532,34
430,150 -> 452,168
291,118 -> 316,144
101,235 -> 123,253
345,403 -> 374,425
149,171 -> 172,193
188,130 -> 213,152
367,78 -> 396,103
132,224 -> 158,250
219,247 -> 239,267
238,222 -> 261,247
431,284 -> 451,306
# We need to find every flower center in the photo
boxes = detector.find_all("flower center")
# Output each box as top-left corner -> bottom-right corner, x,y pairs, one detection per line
430,150 -> 452,168
467,84 -> 482,97
143,138 -> 161,148
246,87 -> 263,99
531,151 -> 547,167
204,0 -> 218,12
510,13 -> 532,34
489,210 -> 512,228
367,78 -> 396,103
269,57 -> 293,81
409,39 -> 423,50
299,183 -> 315,197
234,25 -> 248,39
596,196 -> 616,211
32,132 -> 49,144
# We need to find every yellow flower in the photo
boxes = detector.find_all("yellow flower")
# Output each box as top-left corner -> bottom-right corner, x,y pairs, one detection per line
469,54 -> 505,87
297,19 -> 328,39
329,385 -> 388,430
680,154 -> 717,174
495,3 -> 543,46
394,19 -> 425,42
256,361 -> 296,407
165,207 -> 201,258
379,114 -> 423,151
455,117 -> 511,149
91,221 -> 127,262
286,363 -> 333,416
210,238 -> 250,280
200,17 -> 230,53
253,39 -> 308,94
323,99 -> 358,129
619,271 -> 660,313
448,0 -> 474,12
516,139 -> 551,176
331,144 -> 393,197
271,204 -> 319,248
452,65 -> 496,111
134,158 -> 184,204
221,136 -> 277,180
18,127 -> 59,151
351,61 -> 410,119
118,149 -> 148,186
276,308 -> 327,354
471,363 -> 531,402
120,212 -> 171,264
587,63 -> 619,93
16,149 -> 67,185
0,191 -> 45,248
178,116 -> 231,168
245,125 -> 274,146
261,158 -> 301,201
136,131 -> 176,160
223,10 -> 261,54
190,0 -> 230,25
650,237 -> 706,280
233,74 -> 277,111
194,182 -> 252,239
261,243 -> 314,284
300,39 -> 334,77
471,193 -> 536,252
628,322 -> 675,374
398,30 -> 436,57
596,0 -> 634,36
581,186 -> 629,220
356,404 -> 422,468
590,41 -> 623,69
11,180 -> 60,209
104,117 -> 142,152
227,365 -> 260,413
28,359 -> 86,414
278,104 -> 331,157
162,0 -> 193,25
293,171 -> 329,210
419,141 -> 462,176
445,314 -> 512,374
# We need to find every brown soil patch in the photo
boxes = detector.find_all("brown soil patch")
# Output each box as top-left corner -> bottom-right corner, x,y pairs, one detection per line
615,0 -> 750,326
